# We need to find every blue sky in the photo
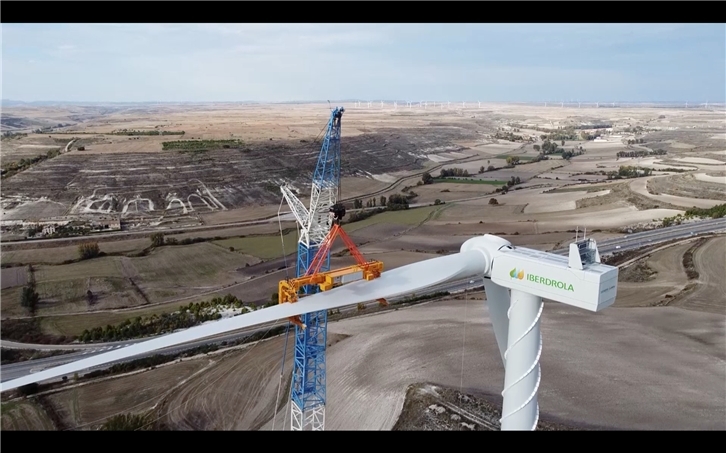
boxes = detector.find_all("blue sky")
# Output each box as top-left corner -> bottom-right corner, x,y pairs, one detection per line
2,23 -> 724,103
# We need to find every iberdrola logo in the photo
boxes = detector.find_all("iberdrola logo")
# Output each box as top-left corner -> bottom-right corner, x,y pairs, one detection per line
509,268 -> 525,280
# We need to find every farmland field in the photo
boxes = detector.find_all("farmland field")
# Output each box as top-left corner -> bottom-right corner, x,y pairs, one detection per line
0,400 -> 56,430
213,230 -> 299,260
44,358 -> 211,429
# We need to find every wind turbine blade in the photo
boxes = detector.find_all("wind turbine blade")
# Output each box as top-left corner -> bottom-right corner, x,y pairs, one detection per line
482,278 -> 510,365
0,250 -> 488,392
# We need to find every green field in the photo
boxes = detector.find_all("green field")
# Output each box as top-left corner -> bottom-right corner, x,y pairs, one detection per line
0,242 -> 258,318
0,286 -> 24,317
36,258 -> 123,282
434,178 -> 507,185
344,205 -> 442,233
132,242 -> 252,287
39,302 -> 189,338
211,207 -> 442,256
213,230 -> 298,260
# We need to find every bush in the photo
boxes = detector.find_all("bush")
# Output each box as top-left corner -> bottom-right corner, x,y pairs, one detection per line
78,242 -> 100,260
18,383 -> 39,396
150,233 -> 165,247
489,198 -> 498,205
20,284 -> 40,314
100,413 -> 151,431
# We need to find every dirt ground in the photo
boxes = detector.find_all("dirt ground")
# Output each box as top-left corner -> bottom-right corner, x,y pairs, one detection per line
158,332 -> 348,430
1,266 -> 28,289
674,236 -> 726,314
1,399 -> 56,430
254,298 -> 725,430
631,176 -> 724,209
42,358 -> 211,430
647,173 -> 726,202
615,241 -> 693,308
393,383 -> 577,430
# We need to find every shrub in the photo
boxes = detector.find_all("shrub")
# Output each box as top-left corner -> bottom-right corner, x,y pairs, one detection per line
78,242 -> 100,260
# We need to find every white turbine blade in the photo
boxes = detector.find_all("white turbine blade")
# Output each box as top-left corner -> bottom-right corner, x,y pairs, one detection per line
482,278 -> 510,364
0,250 -> 488,392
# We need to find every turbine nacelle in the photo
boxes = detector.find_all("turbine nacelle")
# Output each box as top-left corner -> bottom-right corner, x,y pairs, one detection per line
461,234 -> 617,312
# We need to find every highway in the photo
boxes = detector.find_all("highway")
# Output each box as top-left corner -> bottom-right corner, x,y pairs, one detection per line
551,217 -> 726,255
2,218 -> 724,385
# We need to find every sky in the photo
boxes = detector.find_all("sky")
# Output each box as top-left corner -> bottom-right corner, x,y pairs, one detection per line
2,23 -> 724,103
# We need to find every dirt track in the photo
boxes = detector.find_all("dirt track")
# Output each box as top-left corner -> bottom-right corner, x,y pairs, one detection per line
674,236 -> 726,314
157,332 -> 349,430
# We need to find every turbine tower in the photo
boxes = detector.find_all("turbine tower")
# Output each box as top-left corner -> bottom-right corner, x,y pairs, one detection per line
279,107 -> 344,431
0,234 -> 619,431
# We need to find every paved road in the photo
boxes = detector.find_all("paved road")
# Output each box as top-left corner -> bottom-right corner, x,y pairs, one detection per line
2,218 -> 724,384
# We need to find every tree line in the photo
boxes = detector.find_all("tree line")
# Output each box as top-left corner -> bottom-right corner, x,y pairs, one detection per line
161,139 -> 245,151
111,129 -> 185,136
2,148 -> 61,178
78,294 -> 249,343
616,149 -> 667,158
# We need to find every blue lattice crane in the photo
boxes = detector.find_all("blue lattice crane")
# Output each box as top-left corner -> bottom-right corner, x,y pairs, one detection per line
279,106 -> 344,430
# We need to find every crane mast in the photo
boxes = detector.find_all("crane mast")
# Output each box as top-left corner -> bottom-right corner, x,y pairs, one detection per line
280,106 -> 344,431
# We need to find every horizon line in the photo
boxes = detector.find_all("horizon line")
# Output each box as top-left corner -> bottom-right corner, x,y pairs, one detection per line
3,99 -> 724,105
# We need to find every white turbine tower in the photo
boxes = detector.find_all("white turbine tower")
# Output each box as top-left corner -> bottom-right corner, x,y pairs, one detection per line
448,101 -> 450,109
381,101 -> 384,108
478,101 -> 481,108
0,234 -> 618,431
